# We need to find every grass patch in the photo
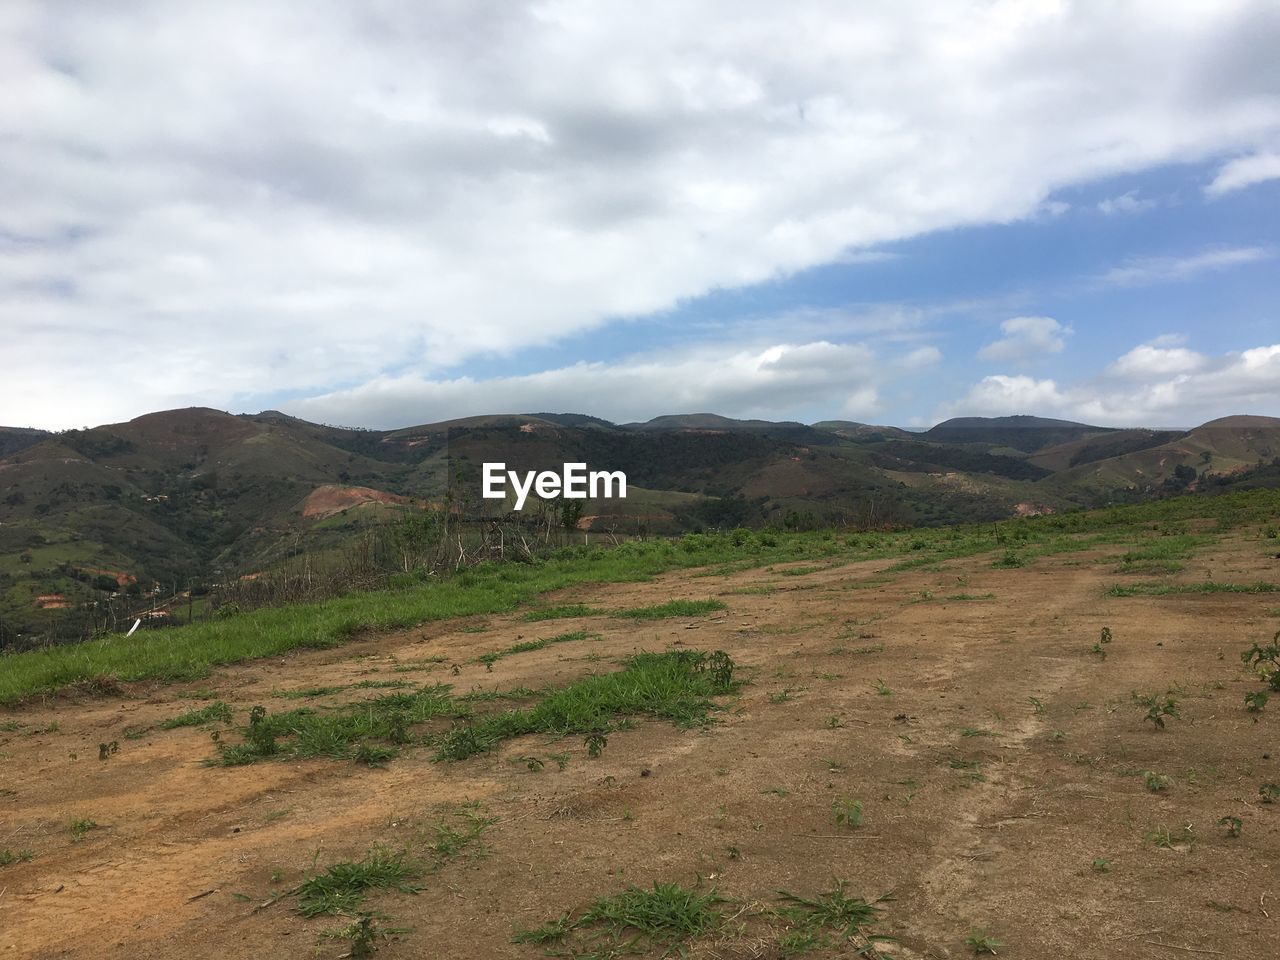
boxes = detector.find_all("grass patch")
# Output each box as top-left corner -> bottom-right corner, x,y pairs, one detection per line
272,685 -> 346,699
1115,533 -> 1213,574
476,630 -> 598,666
157,701 -> 233,729
215,649 -> 735,765
213,685 -> 461,765
521,603 -> 601,622
946,593 -> 995,601
353,679 -> 414,690
513,882 -> 724,956
613,599 -> 727,620
456,685 -> 540,703
1116,558 -> 1184,574
434,649 -> 737,761
1105,581 -> 1278,597
0,848 -> 35,866
295,844 -> 423,918
776,883 -> 890,956
991,551 -> 1027,568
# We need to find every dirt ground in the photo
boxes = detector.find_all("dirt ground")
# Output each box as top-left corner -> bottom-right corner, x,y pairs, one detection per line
2,533 -> 1278,959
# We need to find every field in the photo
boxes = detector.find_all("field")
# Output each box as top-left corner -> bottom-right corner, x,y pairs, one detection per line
2,499 -> 1279,958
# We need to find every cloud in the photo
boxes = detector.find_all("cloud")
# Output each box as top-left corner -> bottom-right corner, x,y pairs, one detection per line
1097,246 -> 1273,288
978,316 -> 1069,363
1109,340 -> 1207,378
900,345 -> 942,369
286,339 -> 882,427
948,374 -> 1068,417
1096,190 -> 1157,215
3,1 -> 1280,428
945,342 -> 1280,427
1206,151 -> 1280,197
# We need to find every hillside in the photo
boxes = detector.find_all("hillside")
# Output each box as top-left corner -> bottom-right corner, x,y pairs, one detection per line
1027,428 -> 1184,472
0,426 -> 51,459
1052,414 -> 1280,497
810,420 -> 914,441
624,413 -> 808,432
924,414 -> 1114,452
2,407 -> 1278,643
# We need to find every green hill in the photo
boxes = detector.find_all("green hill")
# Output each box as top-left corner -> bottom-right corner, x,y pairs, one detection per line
2,406 -> 1277,644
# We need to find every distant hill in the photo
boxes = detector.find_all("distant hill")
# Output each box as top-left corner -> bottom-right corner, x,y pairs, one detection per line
527,412 -> 617,429
924,415 -> 1115,452
3,405 -> 1277,643
624,413 -> 808,432
1028,429 -> 1185,472
0,426 -> 51,459
1048,415 -> 1280,496
811,420 -> 913,441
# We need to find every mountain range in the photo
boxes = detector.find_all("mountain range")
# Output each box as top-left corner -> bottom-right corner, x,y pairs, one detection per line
2,406 -> 1278,640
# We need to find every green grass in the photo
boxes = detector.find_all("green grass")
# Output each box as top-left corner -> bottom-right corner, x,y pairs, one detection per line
612,599 -> 727,620
514,880 -> 891,958
776,883 -> 887,949
213,649 -> 735,766
476,630 -> 597,666
213,685 -> 461,765
966,928 -> 1005,955
1114,533 -> 1213,574
0,848 -> 35,866
295,844 -> 423,918
272,685 -> 347,699
520,603 -> 601,621
0,533 -> 834,704
434,649 -> 737,761
991,551 -> 1026,568
4,488 -> 1277,705
157,700 -> 233,729
1105,581 -> 1278,597
513,882 -> 724,955
456,685 -> 539,702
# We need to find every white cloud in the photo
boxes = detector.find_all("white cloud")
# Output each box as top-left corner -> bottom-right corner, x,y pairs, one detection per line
901,345 -> 942,369
2,1 -> 1280,428
948,374 -> 1068,417
945,342 -> 1280,427
978,316 -> 1069,363
1109,341 -> 1207,378
1206,151 -> 1280,197
286,339 -> 882,427
1097,246 -> 1273,287
1096,190 -> 1158,215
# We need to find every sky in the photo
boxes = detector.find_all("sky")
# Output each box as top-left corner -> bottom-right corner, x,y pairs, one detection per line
3,0 -> 1279,432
